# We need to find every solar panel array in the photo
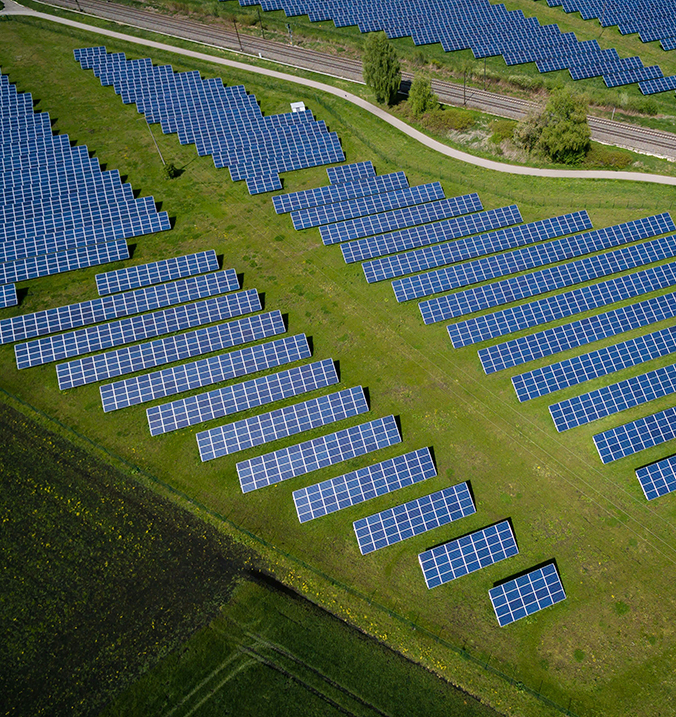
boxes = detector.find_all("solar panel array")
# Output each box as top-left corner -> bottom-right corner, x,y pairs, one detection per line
0,283 -> 17,309
96,250 -> 219,295
144,357 -> 337,435
74,47 -> 344,194
320,189 -> 480,245
448,262 -> 676,348
291,182 -> 446,230
341,205 -> 523,263
418,520 -> 519,588
56,288 -> 261,389
513,325 -> 676,402
273,172 -> 409,214
237,414 -> 402,493
636,454 -> 676,500
363,211 -> 593,283
235,0 -> 675,93
594,405 -> 676,463
489,563 -> 566,627
102,326 -> 301,415
354,483 -> 476,555
393,214 -> 673,303
480,292 -> 676,375
15,291 -> 247,369
550,362 -> 676,432
0,69 -> 170,291
292,447 -> 436,523
197,385 -> 369,462
421,234 -> 676,325
0,270 -> 241,345
327,161 -> 375,184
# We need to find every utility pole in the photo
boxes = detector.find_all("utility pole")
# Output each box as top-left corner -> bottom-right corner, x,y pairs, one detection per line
483,57 -> 486,90
286,22 -> 293,45
258,8 -> 265,40
233,17 -> 243,51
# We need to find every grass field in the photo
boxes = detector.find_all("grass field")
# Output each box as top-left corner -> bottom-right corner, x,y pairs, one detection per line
2,14 -> 676,717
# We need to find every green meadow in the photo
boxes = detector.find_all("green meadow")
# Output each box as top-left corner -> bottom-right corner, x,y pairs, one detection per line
1,14 -> 676,717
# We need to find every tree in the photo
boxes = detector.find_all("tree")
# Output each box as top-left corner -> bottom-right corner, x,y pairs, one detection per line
513,88 -> 591,164
538,89 -> 591,164
408,76 -> 438,117
363,32 -> 401,105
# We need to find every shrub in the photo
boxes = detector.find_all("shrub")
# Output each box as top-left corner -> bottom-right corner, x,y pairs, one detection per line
508,74 -> 544,91
408,76 -> 438,117
584,145 -> 633,169
490,119 -> 516,144
423,107 -> 475,133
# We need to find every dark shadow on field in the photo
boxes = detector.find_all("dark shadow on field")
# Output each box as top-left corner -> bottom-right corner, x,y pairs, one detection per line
393,412 -> 402,436
15,287 -> 29,307
362,385 -> 371,407
332,357 -> 339,380
427,444 -> 438,472
236,270 -> 244,287
126,243 -> 137,259
258,291 -> 266,310
491,558 -> 560,588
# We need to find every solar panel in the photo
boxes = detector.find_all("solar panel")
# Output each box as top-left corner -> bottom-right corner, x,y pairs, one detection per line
418,521 -> 519,589
0,240 -> 129,284
56,289 -> 261,389
340,205 -> 524,263
0,283 -> 17,308
513,325 -> 676,402
95,250 -> 219,295
480,293 -> 676,375
197,385 -> 369,462
639,75 -> 676,95
449,262 -> 676,349
144,354 -> 333,431
594,405 -> 676,463
604,66 -> 663,88
0,269 -> 241,345
321,191 -> 482,245
421,235 -> 676,325
103,326 -> 300,415
636,454 -> 676,500
292,447 -> 436,523
354,483 -> 476,555
550,362 -> 676,432
238,414 -> 402,493
489,563 -> 566,627
393,214 -> 673,303
14,293 -> 257,369
327,161 -> 375,184
246,173 -> 283,195
363,211 -> 593,283
292,183 -> 446,230
272,172 -> 409,214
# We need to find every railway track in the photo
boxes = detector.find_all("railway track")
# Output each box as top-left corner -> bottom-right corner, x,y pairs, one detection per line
26,0 -> 676,160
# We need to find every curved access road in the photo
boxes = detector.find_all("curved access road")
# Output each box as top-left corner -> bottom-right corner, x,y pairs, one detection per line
20,0 -> 676,161
4,0 -> 676,186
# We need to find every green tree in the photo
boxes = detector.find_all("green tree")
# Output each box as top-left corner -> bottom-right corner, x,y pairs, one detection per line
538,89 -> 591,164
363,32 -> 401,105
408,76 -> 438,117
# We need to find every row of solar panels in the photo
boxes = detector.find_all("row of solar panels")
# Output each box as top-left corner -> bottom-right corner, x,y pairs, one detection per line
232,0 -> 676,93
274,161 -> 676,495
73,47 -> 345,194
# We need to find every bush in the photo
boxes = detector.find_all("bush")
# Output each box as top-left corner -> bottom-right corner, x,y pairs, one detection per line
408,76 -> 438,117
490,119 -> 515,144
423,107 -> 475,133
626,96 -> 659,116
584,145 -> 633,169
508,75 -> 544,91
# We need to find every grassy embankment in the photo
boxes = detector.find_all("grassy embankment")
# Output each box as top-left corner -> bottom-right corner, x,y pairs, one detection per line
1,16 -> 676,717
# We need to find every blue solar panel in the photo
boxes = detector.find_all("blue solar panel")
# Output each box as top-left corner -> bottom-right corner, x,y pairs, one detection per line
604,66 -> 663,88
197,385 -> 369,462
144,354 -> 333,430
550,362 -> 676,431
594,405 -> 676,463
102,327 -> 301,414
273,172 -> 409,214
393,214 -> 672,303
0,283 -> 17,308
421,235 -> 676,325
321,192 -> 482,245
292,447 -> 436,523
636,454 -> 676,500
489,563 -> 566,627
14,293 -> 254,369
418,521 -> 519,589
292,183 -> 446,230
449,262 -> 676,348
0,269 -> 240,345
56,289 -> 261,389
354,483 -> 476,555
513,326 -> 676,402
363,211 -> 593,283
238,414 -> 402,493
327,162 -> 375,184
341,205 -> 523,263
639,75 -> 676,95
480,293 -> 676,375
96,250 -> 219,295
246,173 -> 283,195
